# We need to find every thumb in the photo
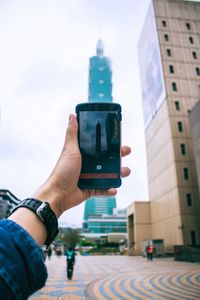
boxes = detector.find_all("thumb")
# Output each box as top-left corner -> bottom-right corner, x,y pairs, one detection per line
64,114 -> 80,153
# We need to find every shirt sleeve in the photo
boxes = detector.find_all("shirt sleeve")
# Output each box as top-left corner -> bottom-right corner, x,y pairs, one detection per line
0,219 -> 48,300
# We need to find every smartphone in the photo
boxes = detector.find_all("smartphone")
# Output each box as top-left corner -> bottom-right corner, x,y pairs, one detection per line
76,102 -> 121,189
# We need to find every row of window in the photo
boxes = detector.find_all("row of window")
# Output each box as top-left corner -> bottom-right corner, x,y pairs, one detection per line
162,20 -> 192,31
167,65 -> 200,76
173,100 -> 193,206
163,19 -> 196,241
166,48 -> 199,61
164,33 -> 196,45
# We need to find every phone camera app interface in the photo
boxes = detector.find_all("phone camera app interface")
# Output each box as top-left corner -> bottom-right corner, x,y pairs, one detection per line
79,111 -> 120,179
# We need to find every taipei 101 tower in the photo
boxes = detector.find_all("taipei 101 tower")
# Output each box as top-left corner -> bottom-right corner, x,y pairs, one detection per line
88,40 -> 113,103
83,40 -> 117,233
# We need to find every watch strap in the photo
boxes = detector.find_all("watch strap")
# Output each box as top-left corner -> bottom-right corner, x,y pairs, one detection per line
10,198 -> 59,247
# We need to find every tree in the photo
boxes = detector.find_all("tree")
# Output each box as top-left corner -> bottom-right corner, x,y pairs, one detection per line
57,228 -> 81,250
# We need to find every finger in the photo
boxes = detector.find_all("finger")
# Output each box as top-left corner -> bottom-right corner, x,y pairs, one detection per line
64,114 -> 79,152
96,188 -> 117,197
121,166 -> 131,178
121,146 -> 131,157
86,188 -> 117,198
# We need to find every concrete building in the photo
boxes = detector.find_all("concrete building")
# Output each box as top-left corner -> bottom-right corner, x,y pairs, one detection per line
0,189 -> 20,219
128,0 -> 200,254
84,197 -> 116,221
189,101 -> 200,192
83,209 -> 127,235
83,196 -> 117,233
82,208 -> 127,244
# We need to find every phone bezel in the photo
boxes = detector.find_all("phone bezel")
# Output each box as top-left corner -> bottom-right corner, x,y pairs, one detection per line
76,102 -> 122,189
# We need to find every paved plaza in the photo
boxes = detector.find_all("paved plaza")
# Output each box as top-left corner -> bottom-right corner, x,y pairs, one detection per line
29,255 -> 200,300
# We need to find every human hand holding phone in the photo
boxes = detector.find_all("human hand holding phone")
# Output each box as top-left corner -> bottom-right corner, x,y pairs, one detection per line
33,113 -> 131,217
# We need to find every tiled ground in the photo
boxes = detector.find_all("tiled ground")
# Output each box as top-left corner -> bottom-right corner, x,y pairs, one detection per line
29,255 -> 200,299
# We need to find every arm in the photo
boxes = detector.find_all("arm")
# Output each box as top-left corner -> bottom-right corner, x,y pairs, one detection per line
2,114 -> 131,298
9,114 -> 131,247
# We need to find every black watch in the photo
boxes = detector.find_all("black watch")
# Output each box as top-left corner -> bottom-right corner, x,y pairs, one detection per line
10,198 -> 59,247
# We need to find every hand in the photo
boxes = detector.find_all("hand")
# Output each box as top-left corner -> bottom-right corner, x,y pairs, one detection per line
33,114 -> 131,218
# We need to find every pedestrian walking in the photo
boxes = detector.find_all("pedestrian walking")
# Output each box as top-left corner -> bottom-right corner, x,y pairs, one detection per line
65,247 -> 76,280
146,243 -> 154,261
47,246 -> 52,260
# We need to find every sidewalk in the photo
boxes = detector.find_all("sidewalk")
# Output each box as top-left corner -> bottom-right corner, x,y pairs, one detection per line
29,255 -> 200,299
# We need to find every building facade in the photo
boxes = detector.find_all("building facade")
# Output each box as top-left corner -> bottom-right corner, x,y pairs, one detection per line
189,101 -> 200,192
128,0 -> 200,254
82,208 -> 127,243
0,189 -> 20,219
84,211 -> 127,234
84,197 -> 116,221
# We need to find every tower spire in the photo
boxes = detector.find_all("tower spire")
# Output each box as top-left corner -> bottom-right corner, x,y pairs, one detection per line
96,39 -> 104,56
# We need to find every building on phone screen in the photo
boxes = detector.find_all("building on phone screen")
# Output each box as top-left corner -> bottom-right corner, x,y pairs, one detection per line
127,0 -> 200,258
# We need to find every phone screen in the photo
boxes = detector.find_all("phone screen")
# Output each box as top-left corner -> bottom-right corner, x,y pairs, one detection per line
76,103 -> 121,189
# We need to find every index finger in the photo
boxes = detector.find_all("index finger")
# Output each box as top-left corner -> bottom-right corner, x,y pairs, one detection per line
121,146 -> 131,157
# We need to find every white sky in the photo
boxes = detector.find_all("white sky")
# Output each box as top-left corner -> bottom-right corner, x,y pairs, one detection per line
0,0 -> 150,227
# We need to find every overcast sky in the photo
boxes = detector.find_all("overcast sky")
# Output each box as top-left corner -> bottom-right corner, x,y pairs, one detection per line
0,0 -> 150,227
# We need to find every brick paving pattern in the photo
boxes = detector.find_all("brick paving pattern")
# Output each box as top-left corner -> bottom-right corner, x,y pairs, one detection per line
29,255 -> 200,300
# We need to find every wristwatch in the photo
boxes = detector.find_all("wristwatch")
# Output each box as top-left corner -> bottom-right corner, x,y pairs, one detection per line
10,198 -> 59,247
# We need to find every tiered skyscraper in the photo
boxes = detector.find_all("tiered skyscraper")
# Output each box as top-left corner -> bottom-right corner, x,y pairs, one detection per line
83,40 -> 117,233
88,40 -> 113,103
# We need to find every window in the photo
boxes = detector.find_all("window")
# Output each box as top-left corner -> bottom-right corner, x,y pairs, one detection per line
180,143 -> 186,155
172,82 -> 177,91
178,121 -> 183,132
164,34 -> 169,41
98,79 -> 104,84
98,93 -> 104,98
195,67 -> 200,76
162,20 -> 167,27
166,49 -> 172,57
190,231 -> 196,245
175,101 -> 180,111
189,36 -> 194,44
192,51 -> 197,59
186,22 -> 191,30
186,193 -> 192,207
183,167 -> 189,180
99,67 -> 104,71
169,65 -> 174,74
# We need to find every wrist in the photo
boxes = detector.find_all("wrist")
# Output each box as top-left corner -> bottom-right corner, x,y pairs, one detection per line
8,207 -> 47,246
9,198 -> 59,247
33,181 -> 65,218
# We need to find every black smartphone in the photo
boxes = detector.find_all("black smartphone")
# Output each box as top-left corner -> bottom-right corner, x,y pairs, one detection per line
76,102 -> 121,189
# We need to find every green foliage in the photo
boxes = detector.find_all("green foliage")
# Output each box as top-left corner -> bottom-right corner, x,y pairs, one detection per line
57,228 -> 81,249
82,247 -> 119,255
81,240 -> 120,255
80,240 -> 96,247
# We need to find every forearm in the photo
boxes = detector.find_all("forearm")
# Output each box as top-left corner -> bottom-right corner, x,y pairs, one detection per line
8,207 -> 47,247
0,219 -> 47,299
8,180 -> 64,247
